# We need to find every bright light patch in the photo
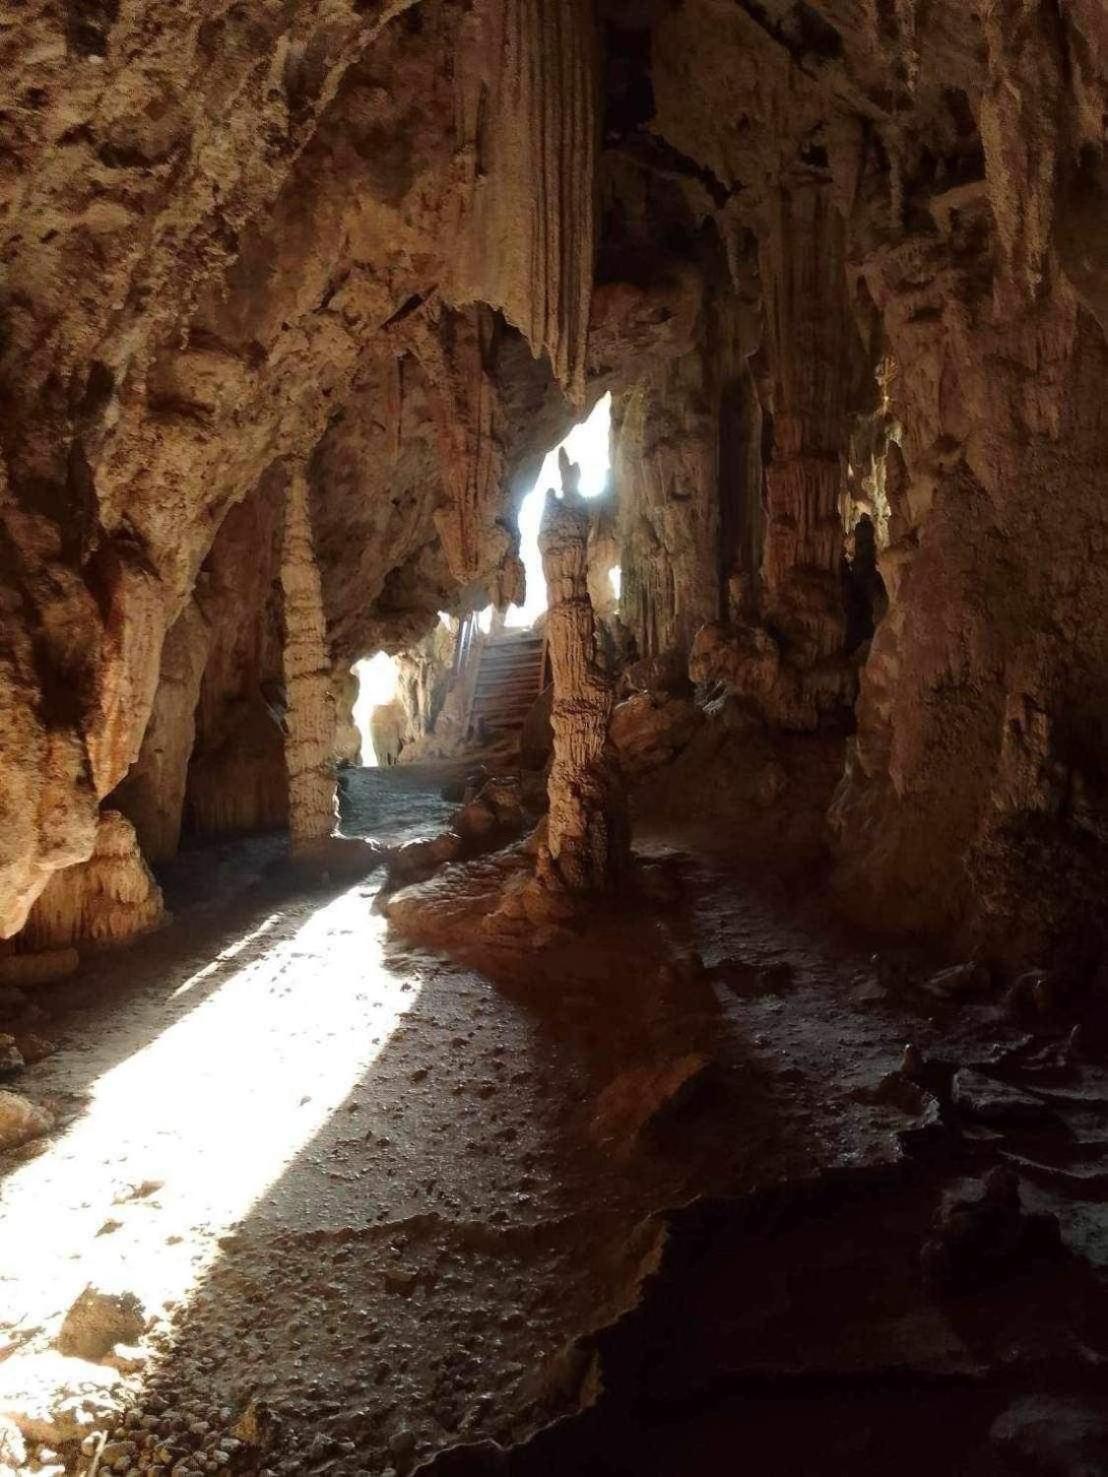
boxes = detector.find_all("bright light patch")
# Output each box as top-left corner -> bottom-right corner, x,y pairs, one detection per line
0,888 -> 418,1408
352,653 -> 400,766
506,393 -> 612,629
609,565 -> 622,602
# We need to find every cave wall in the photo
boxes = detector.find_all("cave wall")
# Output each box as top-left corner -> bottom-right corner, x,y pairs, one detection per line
183,470 -> 289,843
1,0 -> 1106,960
0,0 -> 601,932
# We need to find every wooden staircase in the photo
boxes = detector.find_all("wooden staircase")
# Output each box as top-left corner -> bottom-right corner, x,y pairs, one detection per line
465,630 -> 548,751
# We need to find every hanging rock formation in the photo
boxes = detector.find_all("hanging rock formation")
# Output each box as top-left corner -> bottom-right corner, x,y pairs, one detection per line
449,0 -> 599,402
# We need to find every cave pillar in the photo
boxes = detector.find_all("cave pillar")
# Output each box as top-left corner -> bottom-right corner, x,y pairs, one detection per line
758,184 -> 855,666
613,362 -> 722,661
538,452 -> 629,893
280,466 -> 337,853
113,598 -> 212,863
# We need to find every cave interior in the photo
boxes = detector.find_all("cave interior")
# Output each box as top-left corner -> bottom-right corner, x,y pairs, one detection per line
2,1 -> 1108,1473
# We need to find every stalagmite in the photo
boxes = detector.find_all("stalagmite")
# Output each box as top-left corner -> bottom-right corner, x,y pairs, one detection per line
538,452 -> 628,895
20,812 -> 164,951
280,466 -> 338,854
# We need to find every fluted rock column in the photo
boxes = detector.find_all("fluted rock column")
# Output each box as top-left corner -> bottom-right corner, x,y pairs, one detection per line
539,452 -> 628,893
759,183 -> 857,667
451,0 -> 599,402
280,466 -> 337,853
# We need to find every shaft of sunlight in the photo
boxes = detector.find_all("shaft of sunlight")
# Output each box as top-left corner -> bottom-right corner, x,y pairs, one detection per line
0,887 -> 419,1411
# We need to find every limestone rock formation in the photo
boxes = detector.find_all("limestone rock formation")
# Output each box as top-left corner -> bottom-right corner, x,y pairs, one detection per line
19,813 -> 164,953
537,454 -> 629,895
280,468 -> 338,852
0,1091 -> 52,1154
331,668 -> 362,768
0,0 -> 1105,965
370,701 -> 409,769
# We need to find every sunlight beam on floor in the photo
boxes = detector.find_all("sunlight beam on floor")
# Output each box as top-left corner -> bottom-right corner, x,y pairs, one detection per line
0,885 -> 418,1426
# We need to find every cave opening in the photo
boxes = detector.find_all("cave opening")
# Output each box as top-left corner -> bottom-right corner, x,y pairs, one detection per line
350,650 -> 402,767
504,390 -> 614,630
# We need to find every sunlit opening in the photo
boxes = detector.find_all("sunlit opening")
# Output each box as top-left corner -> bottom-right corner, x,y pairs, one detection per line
0,888 -> 419,1422
502,392 -> 613,630
352,652 -> 401,767
609,565 -> 622,602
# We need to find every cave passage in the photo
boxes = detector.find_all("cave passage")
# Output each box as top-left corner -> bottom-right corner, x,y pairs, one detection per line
351,651 -> 403,767
2,2 -> 1107,1474
505,391 -> 613,630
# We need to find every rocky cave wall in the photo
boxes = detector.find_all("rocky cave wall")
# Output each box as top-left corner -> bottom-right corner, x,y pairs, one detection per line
0,0 -> 1106,962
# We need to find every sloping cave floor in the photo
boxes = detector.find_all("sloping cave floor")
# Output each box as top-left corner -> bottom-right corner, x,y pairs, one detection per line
2,765 -> 1108,1476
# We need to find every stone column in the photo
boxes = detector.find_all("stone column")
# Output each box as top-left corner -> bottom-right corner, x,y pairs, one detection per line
538,451 -> 628,893
759,182 -> 858,667
280,466 -> 337,853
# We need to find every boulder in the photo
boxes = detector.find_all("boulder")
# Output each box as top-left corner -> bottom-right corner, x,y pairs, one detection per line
621,647 -> 691,698
689,621 -> 780,702
921,961 -> 991,999
921,1168 -> 1061,1292
610,691 -> 702,778
0,950 -> 79,988
56,1288 -> 146,1360
0,1090 -> 52,1151
0,1036 -> 24,1078
951,1069 -> 1052,1126
591,1053 -> 710,1148
386,832 -> 465,888
991,1396 -> 1108,1475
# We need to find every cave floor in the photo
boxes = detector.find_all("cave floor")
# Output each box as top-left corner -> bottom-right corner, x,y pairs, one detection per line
2,766 -> 1107,1476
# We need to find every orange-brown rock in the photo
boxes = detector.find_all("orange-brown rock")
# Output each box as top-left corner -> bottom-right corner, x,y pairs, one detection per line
538,455 -> 629,895
19,812 -> 164,952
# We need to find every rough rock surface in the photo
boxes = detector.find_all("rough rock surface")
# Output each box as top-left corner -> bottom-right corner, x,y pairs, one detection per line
537,457 -> 628,895
0,1090 -> 52,1153
19,812 -> 163,952
0,0 -> 1103,963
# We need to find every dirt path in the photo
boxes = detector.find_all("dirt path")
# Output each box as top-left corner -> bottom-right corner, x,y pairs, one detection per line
2,768 -> 1105,1476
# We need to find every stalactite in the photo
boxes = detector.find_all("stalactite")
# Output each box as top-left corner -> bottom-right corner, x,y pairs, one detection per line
280,466 -> 338,852
391,304 -> 520,594
538,452 -> 628,894
450,0 -> 599,403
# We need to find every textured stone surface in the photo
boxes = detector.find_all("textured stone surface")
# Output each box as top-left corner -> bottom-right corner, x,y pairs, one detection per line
20,812 -> 163,952
0,0 -> 1105,964
538,455 -> 628,895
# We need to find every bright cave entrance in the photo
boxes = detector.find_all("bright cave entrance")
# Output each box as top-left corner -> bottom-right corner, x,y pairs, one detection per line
348,394 -> 618,771
505,389 -> 616,629
351,651 -> 402,766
